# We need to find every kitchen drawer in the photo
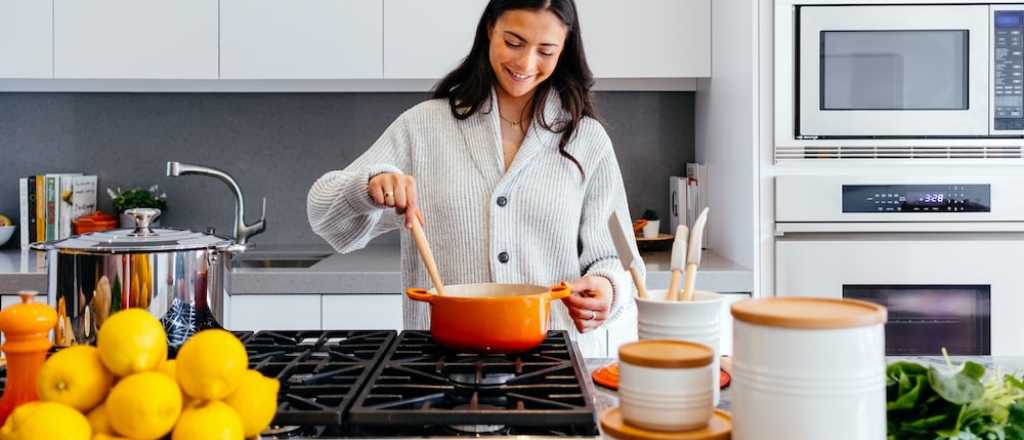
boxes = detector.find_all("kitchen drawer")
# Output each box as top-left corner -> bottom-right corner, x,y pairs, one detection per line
322,294 -> 403,330
54,0 -> 218,78
0,0 -> 52,78
228,294 -> 321,331
221,0 -> 383,79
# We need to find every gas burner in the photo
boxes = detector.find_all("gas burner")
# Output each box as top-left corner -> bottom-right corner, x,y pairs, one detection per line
448,371 -> 517,387
349,330 -> 599,435
448,404 -> 508,434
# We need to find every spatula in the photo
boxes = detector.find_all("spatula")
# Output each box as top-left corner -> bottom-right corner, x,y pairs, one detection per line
666,224 -> 689,301
409,217 -> 446,296
681,207 -> 709,302
608,211 -> 648,299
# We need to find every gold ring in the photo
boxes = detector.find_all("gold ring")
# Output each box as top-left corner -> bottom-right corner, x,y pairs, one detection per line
384,192 -> 394,199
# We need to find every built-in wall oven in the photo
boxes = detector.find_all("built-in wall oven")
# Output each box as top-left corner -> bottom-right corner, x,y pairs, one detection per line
794,3 -> 1024,138
774,175 -> 1024,356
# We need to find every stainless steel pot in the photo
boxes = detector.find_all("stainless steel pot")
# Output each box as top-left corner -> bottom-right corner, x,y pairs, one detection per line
31,208 -> 243,348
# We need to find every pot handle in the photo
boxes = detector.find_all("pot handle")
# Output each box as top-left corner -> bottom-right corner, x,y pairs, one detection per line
405,288 -> 436,303
547,282 -> 572,301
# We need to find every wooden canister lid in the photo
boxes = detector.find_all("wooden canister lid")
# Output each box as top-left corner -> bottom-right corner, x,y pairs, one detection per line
600,407 -> 732,440
730,297 -> 886,329
618,340 -> 713,369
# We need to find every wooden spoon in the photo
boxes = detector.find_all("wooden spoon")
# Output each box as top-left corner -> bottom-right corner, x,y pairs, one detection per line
408,217 -> 446,296
666,224 -> 688,301
681,207 -> 709,302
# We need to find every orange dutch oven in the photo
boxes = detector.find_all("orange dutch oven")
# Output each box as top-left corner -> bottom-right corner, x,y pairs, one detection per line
405,282 -> 572,353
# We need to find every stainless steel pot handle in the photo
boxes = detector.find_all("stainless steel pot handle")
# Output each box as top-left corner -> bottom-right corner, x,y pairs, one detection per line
125,208 -> 161,237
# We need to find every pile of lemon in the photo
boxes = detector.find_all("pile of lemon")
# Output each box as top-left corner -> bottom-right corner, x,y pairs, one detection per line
0,309 -> 279,440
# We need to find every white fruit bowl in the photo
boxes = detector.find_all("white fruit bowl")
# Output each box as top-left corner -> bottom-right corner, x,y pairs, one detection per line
0,226 -> 14,247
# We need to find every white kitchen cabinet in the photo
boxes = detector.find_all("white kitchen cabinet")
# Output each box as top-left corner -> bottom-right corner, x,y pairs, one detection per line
0,0 -> 52,78
228,295 -> 321,331
53,0 -> 218,79
221,0 -> 383,79
383,0 -> 487,79
322,294 -> 403,330
576,0 -> 710,78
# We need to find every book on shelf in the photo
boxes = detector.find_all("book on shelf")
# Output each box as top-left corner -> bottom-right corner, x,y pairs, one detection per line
18,173 -> 98,249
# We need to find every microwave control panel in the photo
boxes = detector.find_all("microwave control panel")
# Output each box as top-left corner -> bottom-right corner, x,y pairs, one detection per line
995,11 -> 1024,130
842,184 -> 991,213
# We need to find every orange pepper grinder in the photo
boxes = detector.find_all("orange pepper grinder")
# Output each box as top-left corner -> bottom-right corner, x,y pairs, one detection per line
0,291 -> 57,425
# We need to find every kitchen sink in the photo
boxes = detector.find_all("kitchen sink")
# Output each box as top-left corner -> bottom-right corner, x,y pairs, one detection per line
234,254 -> 330,269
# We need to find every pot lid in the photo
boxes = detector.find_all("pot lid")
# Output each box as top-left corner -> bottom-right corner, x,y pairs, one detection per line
39,208 -> 234,252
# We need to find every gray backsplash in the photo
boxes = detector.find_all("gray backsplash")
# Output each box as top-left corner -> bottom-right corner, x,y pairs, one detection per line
0,92 -> 694,249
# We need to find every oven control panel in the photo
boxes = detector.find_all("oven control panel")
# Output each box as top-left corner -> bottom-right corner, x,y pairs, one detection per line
994,10 -> 1024,130
842,184 -> 991,213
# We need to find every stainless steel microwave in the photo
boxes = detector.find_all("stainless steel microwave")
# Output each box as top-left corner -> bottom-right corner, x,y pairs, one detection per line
796,4 -> 1024,139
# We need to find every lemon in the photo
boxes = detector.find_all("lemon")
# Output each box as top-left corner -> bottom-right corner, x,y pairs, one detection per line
105,372 -> 182,440
0,401 -> 90,440
97,309 -> 167,376
93,434 -> 134,440
176,329 -> 248,400
173,403 -> 244,440
224,369 -> 280,438
0,215 -> 11,227
86,401 -> 112,435
172,400 -> 244,440
156,359 -> 176,380
37,345 -> 113,412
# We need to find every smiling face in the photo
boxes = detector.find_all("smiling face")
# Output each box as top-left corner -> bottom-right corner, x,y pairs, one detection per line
488,8 -> 569,100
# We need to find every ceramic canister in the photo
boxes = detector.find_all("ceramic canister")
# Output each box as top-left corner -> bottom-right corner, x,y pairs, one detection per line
636,289 -> 723,406
730,297 -> 887,440
618,340 -> 715,432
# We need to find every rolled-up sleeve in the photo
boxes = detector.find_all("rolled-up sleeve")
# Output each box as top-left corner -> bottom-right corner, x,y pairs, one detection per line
307,114 -> 413,253
577,147 -> 643,325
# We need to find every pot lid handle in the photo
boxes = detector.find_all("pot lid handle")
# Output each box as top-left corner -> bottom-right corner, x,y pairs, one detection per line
125,208 -> 161,237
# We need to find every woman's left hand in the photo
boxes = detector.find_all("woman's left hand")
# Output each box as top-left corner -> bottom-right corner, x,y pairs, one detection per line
563,276 -> 613,333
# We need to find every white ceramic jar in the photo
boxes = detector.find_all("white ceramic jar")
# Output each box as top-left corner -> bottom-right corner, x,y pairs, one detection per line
635,289 -> 723,406
730,297 -> 887,440
618,340 -> 715,432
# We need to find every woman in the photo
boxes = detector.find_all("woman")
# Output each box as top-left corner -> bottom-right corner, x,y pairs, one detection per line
307,0 -> 641,357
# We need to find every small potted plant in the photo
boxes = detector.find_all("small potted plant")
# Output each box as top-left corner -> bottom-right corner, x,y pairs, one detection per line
107,185 -> 168,228
641,209 -> 660,238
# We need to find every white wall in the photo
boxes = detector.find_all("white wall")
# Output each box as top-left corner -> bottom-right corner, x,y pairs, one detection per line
695,0 -> 760,289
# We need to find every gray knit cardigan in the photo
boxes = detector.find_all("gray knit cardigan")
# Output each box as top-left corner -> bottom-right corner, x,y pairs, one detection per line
307,89 -> 641,357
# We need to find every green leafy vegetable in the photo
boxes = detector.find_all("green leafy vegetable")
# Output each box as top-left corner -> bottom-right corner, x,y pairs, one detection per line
887,357 -> 1024,440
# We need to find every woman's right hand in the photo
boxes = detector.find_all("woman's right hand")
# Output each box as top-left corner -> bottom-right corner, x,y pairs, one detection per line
368,172 -> 424,229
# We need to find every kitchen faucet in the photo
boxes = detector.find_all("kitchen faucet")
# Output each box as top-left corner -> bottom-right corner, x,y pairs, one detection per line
166,161 -> 267,245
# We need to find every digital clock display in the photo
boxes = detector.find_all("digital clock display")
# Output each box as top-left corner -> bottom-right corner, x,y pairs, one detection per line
918,193 -> 945,204
842,184 -> 991,213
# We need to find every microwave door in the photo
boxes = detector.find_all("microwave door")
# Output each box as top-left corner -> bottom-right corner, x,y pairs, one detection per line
797,5 -> 990,138
775,236 -> 1024,356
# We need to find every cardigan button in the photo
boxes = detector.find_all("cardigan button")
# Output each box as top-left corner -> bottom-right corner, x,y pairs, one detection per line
498,252 -> 510,263
496,196 -> 508,207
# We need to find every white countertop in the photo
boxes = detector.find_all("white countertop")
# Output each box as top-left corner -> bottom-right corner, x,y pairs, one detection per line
0,243 -> 753,295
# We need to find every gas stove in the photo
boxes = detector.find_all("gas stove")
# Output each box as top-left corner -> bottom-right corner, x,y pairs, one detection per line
235,330 -> 601,439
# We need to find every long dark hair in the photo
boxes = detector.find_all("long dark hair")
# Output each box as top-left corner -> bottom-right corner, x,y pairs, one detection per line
432,0 -> 597,177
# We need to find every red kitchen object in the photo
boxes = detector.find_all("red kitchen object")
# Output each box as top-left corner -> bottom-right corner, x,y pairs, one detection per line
592,362 -> 731,390
73,211 -> 118,235
0,292 -> 58,425
405,283 -> 572,353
